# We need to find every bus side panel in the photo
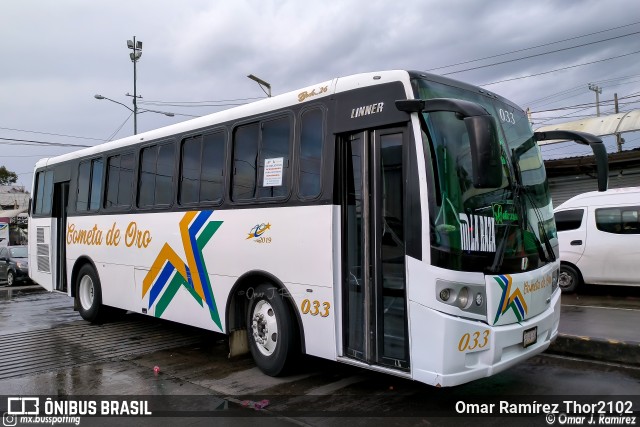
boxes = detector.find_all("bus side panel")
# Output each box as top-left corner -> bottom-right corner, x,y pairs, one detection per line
65,206 -> 335,342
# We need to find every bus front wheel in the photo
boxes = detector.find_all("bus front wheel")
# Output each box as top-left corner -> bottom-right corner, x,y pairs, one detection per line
75,264 -> 105,322
247,283 -> 298,376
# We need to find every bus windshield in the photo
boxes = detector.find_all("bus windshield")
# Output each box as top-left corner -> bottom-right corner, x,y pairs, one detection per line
413,77 -> 557,274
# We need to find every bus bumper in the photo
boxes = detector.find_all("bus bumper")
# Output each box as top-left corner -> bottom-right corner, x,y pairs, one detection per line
410,289 -> 561,387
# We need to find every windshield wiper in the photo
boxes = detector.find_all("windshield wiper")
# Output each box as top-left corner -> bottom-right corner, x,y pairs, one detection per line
522,188 -> 556,262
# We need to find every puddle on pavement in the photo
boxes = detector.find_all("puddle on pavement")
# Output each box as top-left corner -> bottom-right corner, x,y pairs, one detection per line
0,285 -> 47,301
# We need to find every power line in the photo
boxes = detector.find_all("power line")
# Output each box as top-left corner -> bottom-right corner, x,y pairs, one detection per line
139,101 -> 250,108
106,113 -> 133,141
139,96 -> 264,105
0,137 -> 92,148
426,20 -> 640,72
0,126 -> 106,142
480,49 -> 640,86
525,74 -> 640,107
442,30 -> 640,76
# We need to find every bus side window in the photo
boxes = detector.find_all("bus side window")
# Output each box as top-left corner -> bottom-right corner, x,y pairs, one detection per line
231,116 -> 291,202
298,108 -> 324,199
179,132 -> 225,205
105,153 -> 134,209
34,170 -> 54,215
76,158 -> 103,212
138,142 -> 175,207
258,116 -> 291,199
232,124 -> 259,201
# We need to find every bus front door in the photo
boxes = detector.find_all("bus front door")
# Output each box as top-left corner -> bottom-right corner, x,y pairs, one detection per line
52,181 -> 69,292
340,128 -> 410,370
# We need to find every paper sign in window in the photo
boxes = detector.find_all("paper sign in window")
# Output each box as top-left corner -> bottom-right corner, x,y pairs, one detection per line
263,157 -> 284,187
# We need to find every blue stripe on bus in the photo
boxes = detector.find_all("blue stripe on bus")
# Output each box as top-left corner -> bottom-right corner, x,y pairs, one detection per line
150,261 -> 176,307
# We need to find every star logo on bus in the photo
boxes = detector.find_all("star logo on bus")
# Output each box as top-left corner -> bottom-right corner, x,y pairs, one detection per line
493,274 -> 528,323
246,223 -> 271,239
142,211 -> 223,330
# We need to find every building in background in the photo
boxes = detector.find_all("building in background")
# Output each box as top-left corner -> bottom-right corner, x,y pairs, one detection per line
537,109 -> 640,206
0,185 -> 30,246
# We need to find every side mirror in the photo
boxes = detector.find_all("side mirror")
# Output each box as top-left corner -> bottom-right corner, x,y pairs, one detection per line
396,98 -> 504,189
535,130 -> 608,192
466,115 -> 502,188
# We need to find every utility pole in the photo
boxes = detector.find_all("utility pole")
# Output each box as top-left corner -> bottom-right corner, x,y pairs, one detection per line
614,93 -> 624,152
127,37 -> 143,135
588,83 -> 602,117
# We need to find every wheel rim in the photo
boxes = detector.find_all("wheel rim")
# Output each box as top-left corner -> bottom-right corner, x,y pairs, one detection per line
78,275 -> 95,310
7,272 -> 13,286
558,271 -> 573,290
251,300 -> 278,356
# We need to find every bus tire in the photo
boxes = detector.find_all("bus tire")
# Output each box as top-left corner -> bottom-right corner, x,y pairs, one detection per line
75,264 -> 105,322
559,264 -> 581,293
247,283 -> 298,376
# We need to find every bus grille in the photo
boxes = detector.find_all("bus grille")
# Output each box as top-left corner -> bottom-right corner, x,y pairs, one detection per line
36,227 -> 51,273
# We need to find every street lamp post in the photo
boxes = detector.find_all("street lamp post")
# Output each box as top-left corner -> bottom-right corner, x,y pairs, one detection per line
127,37 -> 143,134
247,74 -> 271,97
94,94 -> 174,120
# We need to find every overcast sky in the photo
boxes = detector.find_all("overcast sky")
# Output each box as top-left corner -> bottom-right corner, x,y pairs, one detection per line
2,0 -> 639,190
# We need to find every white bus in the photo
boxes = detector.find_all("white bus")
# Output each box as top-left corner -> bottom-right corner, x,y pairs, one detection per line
29,70 -> 608,387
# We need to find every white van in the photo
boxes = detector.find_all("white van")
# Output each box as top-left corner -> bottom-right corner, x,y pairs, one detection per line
554,187 -> 640,292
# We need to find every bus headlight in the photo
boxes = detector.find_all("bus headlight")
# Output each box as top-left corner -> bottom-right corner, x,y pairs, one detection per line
457,287 -> 470,309
439,288 -> 451,302
436,280 -> 486,316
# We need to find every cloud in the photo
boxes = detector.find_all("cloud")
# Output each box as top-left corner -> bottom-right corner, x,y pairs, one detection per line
1,0 -> 639,189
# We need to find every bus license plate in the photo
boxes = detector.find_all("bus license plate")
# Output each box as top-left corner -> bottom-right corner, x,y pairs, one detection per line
523,327 -> 537,348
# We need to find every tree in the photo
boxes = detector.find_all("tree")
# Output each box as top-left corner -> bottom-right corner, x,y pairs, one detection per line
0,166 -> 18,185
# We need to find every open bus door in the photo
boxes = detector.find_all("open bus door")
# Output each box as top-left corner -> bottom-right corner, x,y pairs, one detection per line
339,127 -> 411,370
29,168 -> 69,293
51,181 -> 69,292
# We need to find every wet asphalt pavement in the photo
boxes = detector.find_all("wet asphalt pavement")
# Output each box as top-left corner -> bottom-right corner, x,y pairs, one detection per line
1,283 -> 640,426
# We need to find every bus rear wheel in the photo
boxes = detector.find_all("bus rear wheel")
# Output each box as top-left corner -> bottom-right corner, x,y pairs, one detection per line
247,283 -> 298,376
75,264 -> 105,322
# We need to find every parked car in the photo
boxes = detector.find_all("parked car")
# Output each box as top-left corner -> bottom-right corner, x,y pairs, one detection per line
554,187 -> 640,293
0,245 -> 31,286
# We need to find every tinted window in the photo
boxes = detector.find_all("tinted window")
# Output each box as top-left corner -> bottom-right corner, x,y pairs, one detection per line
105,153 -> 134,208
258,117 -> 290,198
34,170 -> 54,215
76,159 -> 102,212
76,161 -> 91,211
596,206 -> 640,234
89,159 -> 103,211
138,142 -> 175,207
298,109 -> 323,198
231,117 -> 291,201
555,209 -> 584,232
232,123 -> 259,201
179,132 -> 225,205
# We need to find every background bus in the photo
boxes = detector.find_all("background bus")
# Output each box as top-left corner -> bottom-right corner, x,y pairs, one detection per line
29,70 -> 608,387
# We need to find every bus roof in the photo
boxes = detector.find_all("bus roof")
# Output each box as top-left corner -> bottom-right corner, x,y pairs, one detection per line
35,70 -> 417,170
